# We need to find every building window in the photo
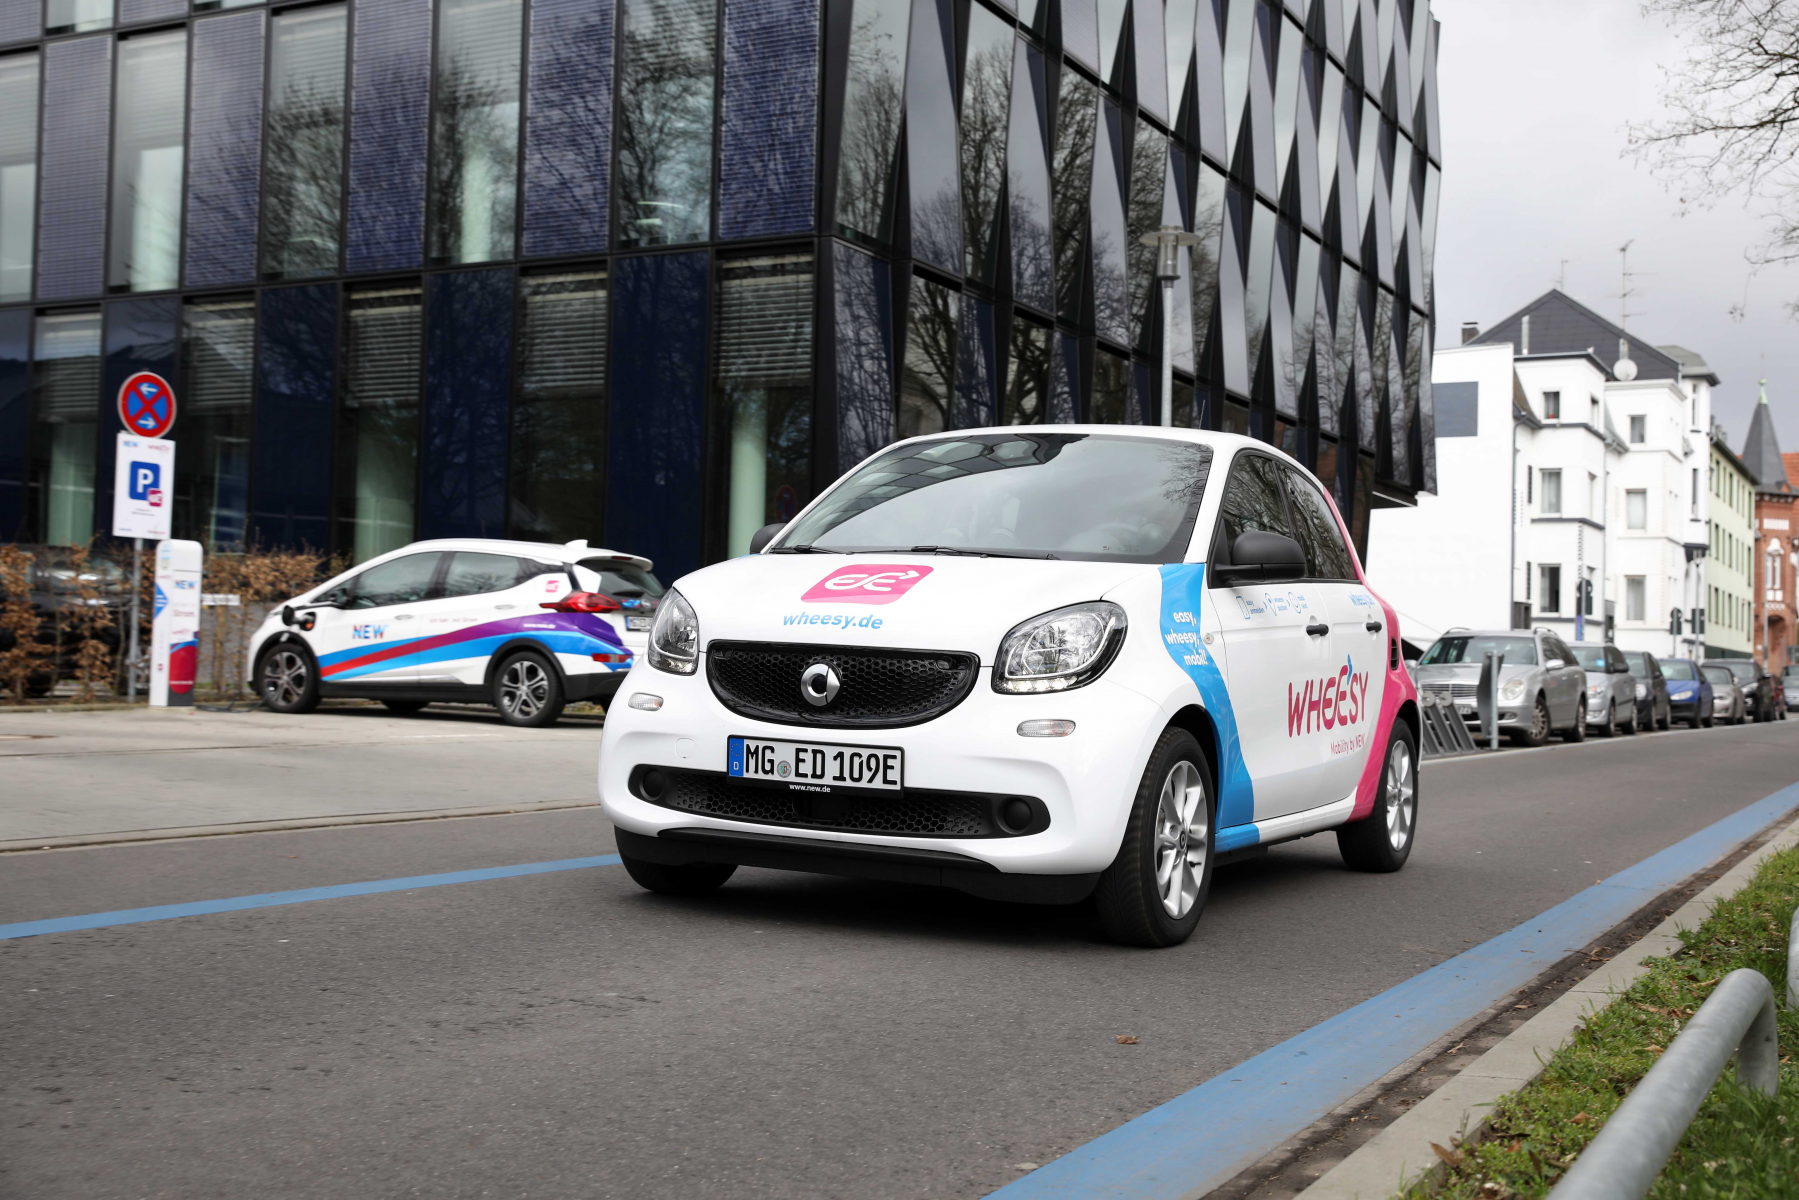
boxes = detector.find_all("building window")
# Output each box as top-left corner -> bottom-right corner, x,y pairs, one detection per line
834,0 -> 908,246
29,311 -> 101,546
1769,542 -> 1784,604
616,0 -> 716,247
1539,564 -> 1561,614
110,31 -> 187,292
0,53 -> 38,304
1541,468 -> 1561,515
1629,414 -> 1645,443
338,285 -> 422,561
898,272 -> 957,440
178,298 -> 255,550
512,268 -> 607,543
1588,472 -> 1597,519
1543,390 -> 1560,420
428,0 -> 523,265
262,5 -> 347,280
1626,575 -> 1645,622
715,252 -> 813,556
1004,316 -> 1051,425
1692,468 -> 1699,517
960,4 -> 1011,284
1526,465 -> 1533,503
46,0 -> 111,34
1091,348 -> 1131,423
1627,489 -> 1647,530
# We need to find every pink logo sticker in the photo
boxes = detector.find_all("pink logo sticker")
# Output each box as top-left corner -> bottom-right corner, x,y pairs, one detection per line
147,488 -> 164,508
801,564 -> 934,606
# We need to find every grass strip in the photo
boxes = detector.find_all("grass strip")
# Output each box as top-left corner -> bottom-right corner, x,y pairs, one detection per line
1411,842 -> 1799,1199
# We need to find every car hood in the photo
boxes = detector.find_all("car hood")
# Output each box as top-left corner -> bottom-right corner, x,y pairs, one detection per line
671,554 -> 1153,664
1413,663 -> 1534,682
1583,670 -> 1620,686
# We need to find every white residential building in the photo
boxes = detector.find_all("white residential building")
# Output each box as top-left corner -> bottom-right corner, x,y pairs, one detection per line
1367,290 -> 1711,657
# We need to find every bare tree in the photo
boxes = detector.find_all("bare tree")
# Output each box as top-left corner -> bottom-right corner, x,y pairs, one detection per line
1632,0 -> 1799,309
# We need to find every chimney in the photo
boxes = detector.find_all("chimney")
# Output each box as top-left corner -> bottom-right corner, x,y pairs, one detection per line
1461,321 -> 1479,344
1522,315 -> 1531,356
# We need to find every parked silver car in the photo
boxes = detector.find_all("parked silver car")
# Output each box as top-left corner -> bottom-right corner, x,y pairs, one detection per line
1414,629 -> 1589,747
1569,643 -> 1638,736
1702,663 -> 1748,725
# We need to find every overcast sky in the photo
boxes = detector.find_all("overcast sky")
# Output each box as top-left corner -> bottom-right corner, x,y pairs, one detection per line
1430,0 -> 1799,449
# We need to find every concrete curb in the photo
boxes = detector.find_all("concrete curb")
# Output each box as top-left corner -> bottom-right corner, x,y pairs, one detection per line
1297,813 -> 1799,1200
0,798 -> 607,853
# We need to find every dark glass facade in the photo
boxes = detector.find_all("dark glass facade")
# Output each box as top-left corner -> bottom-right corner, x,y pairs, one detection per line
0,0 -> 1440,571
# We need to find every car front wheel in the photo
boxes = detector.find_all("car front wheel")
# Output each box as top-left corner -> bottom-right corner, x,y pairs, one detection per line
493,651 -> 566,727
1095,728 -> 1215,948
1515,695 -> 1550,747
258,643 -> 320,714
1339,722 -> 1418,872
1657,701 -> 1671,731
1621,703 -> 1637,735
1563,698 -> 1587,742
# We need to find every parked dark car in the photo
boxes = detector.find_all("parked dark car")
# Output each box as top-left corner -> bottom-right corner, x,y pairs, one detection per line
1701,664 -> 1749,725
1785,666 -> 1799,713
1705,659 -> 1778,722
1621,650 -> 1672,732
1660,659 -> 1715,729
0,545 -> 131,697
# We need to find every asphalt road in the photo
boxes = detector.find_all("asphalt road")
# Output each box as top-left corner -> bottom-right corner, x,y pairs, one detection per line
4,716 -> 1799,1199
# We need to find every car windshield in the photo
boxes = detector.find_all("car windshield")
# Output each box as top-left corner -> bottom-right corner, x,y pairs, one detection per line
776,434 -> 1214,563
1417,636 -> 1538,666
1662,660 -> 1698,680
576,562 -> 664,598
1702,666 -> 1734,685
1623,652 -> 1651,675
1716,661 -> 1758,682
1569,646 -> 1608,670
1785,667 -> 1799,680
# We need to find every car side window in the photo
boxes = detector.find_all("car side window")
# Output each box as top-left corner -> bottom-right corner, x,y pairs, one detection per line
1609,648 -> 1628,673
347,553 -> 444,609
1279,466 -> 1358,580
440,553 -> 528,599
1213,454 -> 1292,571
1545,636 -> 1574,666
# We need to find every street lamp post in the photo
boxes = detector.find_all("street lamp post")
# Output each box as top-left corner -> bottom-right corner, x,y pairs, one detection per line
1139,225 -> 1201,426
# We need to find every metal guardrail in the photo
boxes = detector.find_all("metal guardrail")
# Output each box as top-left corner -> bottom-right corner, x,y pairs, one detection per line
1546,967 -> 1778,1199
1418,691 -> 1477,758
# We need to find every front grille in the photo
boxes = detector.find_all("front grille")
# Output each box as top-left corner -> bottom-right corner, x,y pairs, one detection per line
1421,681 -> 1479,701
706,641 -> 979,728
638,768 -> 1022,838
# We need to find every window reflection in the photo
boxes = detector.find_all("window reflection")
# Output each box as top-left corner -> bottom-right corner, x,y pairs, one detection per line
717,253 -> 813,555
45,0 -> 110,33
834,0 -> 907,245
899,273 -> 957,440
1131,0 -> 1167,122
1126,126 -> 1165,351
905,0 -> 960,273
833,241 -> 894,467
1165,0 -> 1195,123
522,0 -> 612,257
1007,40 -> 1052,312
514,269 -> 607,542
1243,198 -> 1274,383
338,285 -> 421,561
262,6 -> 346,280
617,0 -> 715,247
960,6 -> 1011,284
1052,70 -> 1095,325
29,311 -> 100,546
429,0 -> 522,265
1097,0 -> 1126,87
178,298 -> 255,551
110,31 -> 186,292
1090,100 -> 1129,346
1004,317 -> 1050,425
1091,348 -> 1130,424
1189,163 -> 1225,378
0,53 -> 37,303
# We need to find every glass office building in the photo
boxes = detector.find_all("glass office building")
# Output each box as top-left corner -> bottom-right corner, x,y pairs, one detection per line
0,0 -> 1440,581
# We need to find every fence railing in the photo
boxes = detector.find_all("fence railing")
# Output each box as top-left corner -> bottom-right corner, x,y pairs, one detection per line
1546,966 -> 1779,1199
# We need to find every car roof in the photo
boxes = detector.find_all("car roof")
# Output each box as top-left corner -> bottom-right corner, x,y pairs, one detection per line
387,538 -> 652,572
1432,630 -> 1541,639
880,425 -> 1306,472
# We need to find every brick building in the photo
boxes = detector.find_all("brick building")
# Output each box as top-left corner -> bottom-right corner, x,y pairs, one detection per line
1742,384 -> 1799,668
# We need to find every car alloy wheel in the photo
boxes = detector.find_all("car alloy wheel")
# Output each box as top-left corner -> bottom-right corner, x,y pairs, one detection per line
264,649 -> 309,708
500,658 -> 551,720
1154,760 -> 1209,919
1385,739 -> 1416,852
1529,696 -> 1549,743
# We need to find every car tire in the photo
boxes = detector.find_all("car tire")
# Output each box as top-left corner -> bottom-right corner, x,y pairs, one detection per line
1657,702 -> 1671,732
1338,722 -> 1419,873
1516,695 -> 1551,747
1598,700 -> 1618,737
1563,699 -> 1587,742
619,853 -> 737,895
1095,728 -> 1215,948
1621,704 -> 1638,735
493,651 -> 565,727
257,641 -> 321,714
382,699 -> 429,715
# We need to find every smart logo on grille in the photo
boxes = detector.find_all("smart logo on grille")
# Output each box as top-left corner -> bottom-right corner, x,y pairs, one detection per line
800,564 -> 934,606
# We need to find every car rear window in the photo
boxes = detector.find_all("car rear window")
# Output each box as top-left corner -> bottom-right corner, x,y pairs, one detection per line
1623,652 -> 1652,676
1661,660 -> 1697,680
1418,636 -> 1538,666
1569,646 -> 1607,670
1702,666 -> 1734,685
575,561 -> 665,598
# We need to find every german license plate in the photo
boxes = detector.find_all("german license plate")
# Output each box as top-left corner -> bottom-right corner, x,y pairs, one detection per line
727,736 -> 903,792
624,615 -> 654,631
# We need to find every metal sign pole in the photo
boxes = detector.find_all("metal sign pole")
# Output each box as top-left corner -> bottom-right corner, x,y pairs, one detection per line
127,538 -> 142,703
1160,277 -> 1175,427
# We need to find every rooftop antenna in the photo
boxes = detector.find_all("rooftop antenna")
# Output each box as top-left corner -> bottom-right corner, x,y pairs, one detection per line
1615,240 -> 1640,382
1556,258 -> 1571,292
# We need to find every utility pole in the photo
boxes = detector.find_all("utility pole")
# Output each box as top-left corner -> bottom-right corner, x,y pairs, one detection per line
1140,225 -> 1200,426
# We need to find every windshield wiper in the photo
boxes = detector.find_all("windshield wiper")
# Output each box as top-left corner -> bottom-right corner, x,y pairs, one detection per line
768,544 -> 841,554
906,545 -> 1056,560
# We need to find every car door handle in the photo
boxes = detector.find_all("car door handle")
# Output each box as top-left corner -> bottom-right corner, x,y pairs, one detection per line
1305,622 -> 1330,637
1365,620 -> 1384,633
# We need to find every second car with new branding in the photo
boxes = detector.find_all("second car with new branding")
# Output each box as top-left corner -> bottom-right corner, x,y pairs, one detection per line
598,428 -> 1421,947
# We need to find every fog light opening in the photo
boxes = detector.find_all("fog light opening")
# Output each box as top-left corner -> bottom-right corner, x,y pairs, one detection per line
639,768 -> 667,801
1017,719 -> 1076,738
998,797 -> 1036,835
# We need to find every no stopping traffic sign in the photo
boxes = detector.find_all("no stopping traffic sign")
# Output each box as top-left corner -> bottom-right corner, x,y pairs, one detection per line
118,372 -> 177,438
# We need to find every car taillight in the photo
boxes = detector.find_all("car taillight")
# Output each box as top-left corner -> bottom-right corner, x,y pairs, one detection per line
541,591 -> 621,613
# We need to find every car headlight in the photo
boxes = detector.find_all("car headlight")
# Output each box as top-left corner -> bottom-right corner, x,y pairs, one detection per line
1587,681 -> 1604,695
993,601 -> 1127,694
646,588 -> 699,675
1500,678 -> 1525,702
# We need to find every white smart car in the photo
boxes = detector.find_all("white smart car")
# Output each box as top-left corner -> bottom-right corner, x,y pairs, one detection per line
247,538 -> 662,726
598,428 -> 1420,946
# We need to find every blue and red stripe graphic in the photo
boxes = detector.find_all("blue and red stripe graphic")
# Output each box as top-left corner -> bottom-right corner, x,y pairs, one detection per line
318,614 -> 629,681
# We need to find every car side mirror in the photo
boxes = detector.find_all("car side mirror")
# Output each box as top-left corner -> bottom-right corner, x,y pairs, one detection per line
1214,531 -> 1306,585
281,604 -> 298,627
1545,658 -> 1565,670
748,522 -> 786,554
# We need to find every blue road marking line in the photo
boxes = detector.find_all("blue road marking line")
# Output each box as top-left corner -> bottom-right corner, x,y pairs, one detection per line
0,854 -> 624,941
990,780 -> 1799,1199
